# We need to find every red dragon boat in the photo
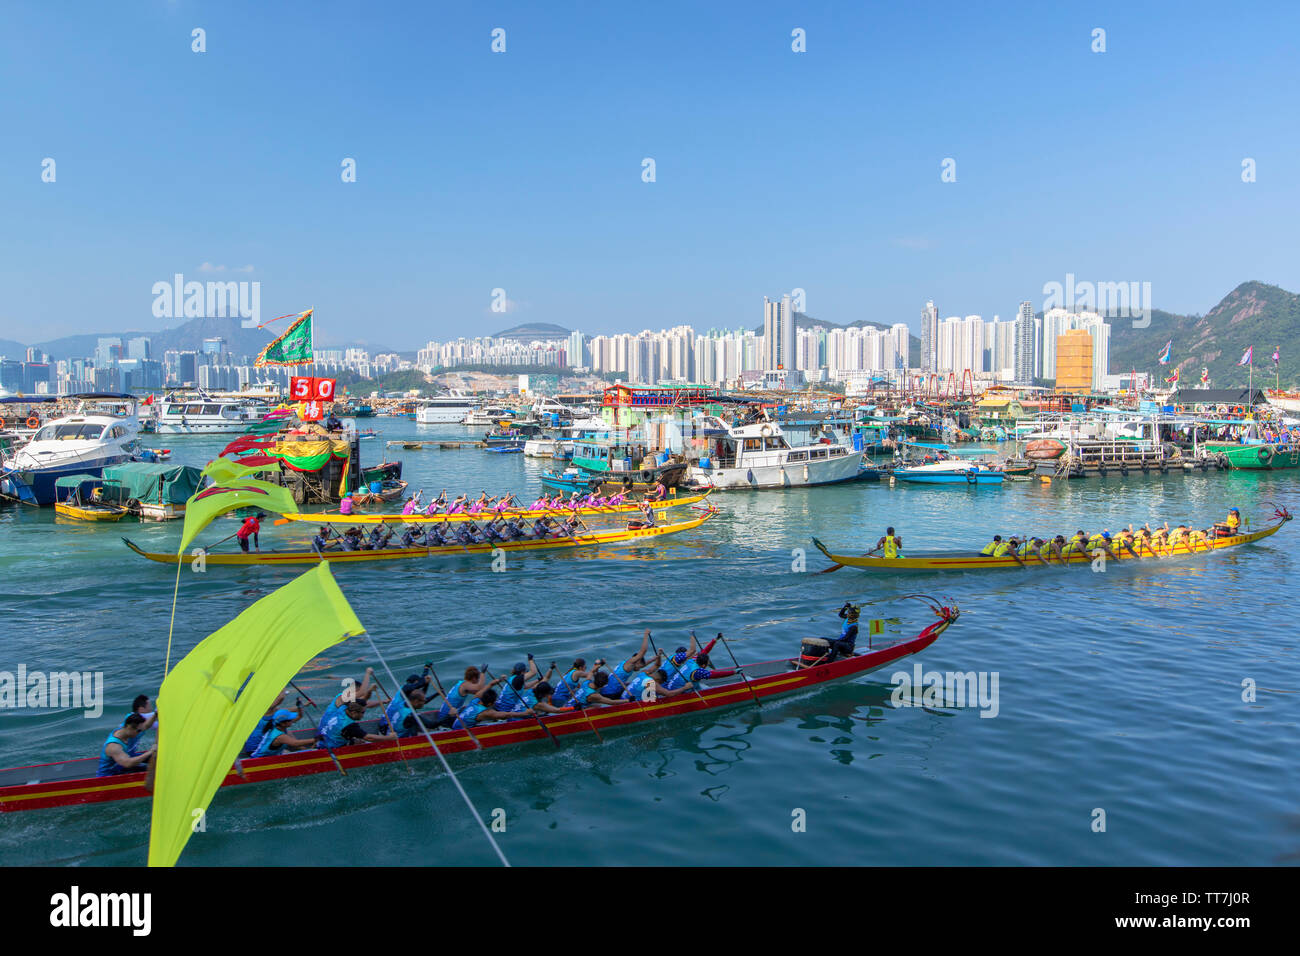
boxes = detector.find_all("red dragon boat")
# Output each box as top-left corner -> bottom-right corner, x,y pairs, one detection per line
0,605 -> 957,813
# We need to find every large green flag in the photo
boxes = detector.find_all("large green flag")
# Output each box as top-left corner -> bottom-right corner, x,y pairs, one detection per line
255,309 -> 314,367
200,458 -> 282,485
148,562 -> 365,867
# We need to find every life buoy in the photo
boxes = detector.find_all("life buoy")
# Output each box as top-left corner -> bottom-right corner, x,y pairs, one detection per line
1232,406 -> 1245,416
1175,404 -> 1185,413
0,417 -> 5,430
760,424 -> 773,438
1097,463 -> 1107,477
25,415 -> 39,429
1141,461 -> 1149,473
1257,446 -> 1273,465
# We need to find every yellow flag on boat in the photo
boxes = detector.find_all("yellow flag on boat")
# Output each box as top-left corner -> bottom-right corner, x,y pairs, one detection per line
148,562 -> 364,867
177,478 -> 299,554
868,619 -> 885,635
200,458 -> 283,485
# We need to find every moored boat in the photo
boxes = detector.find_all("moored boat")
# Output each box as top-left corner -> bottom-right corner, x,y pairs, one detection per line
892,460 -> 1004,485
0,603 -> 956,813
53,474 -> 129,521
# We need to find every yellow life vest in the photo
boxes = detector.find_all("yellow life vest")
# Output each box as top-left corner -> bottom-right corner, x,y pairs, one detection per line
980,541 -> 998,556
1087,534 -> 1107,550
883,535 -> 899,558
993,542 -> 1011,557
1023,541 -> 1041,555
1225,514 -> 1240,531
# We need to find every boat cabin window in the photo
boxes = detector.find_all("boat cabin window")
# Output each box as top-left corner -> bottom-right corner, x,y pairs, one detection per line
166,404 -> 184,415
810,448 -> 828,459
184,404 -> 203,415
36,424 -> 106,441
743,438 -> 763,451
222,406 -> 242,419
787,450 -> 808,462
202,404 -> 221,416
764,436 -> 789,450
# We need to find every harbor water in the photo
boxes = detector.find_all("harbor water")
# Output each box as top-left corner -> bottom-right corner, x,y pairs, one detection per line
1,419 -> 1296,866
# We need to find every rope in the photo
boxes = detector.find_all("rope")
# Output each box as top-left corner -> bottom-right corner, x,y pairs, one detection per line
363,633 -> 510,867
162,552 -> 183,678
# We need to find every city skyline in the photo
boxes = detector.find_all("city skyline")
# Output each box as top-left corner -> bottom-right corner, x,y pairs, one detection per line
3,3 -> 1299,343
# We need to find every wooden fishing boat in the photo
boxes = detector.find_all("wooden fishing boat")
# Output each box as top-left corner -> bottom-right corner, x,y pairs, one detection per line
812,509 -> 1292,572
276,489 -> 713,524
52,474 -> 129,521
349,478 -> 408,506
122,508 -> 719,565
0,605 -> 956,813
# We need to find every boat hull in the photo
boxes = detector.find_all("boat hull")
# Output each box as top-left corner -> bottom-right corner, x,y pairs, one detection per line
1203,442 -> 1300,470
688,450 -> 863,490
812,516 -> 1289,571
5,455 -> 135,506
893,468 -> 1004,485
0,612 -> 953,813
123,510 -> 718,565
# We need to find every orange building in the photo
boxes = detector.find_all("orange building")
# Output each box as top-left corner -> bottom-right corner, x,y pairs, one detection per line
1054,329 -> 1093,392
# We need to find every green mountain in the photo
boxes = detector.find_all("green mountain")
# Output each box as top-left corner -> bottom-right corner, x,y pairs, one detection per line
1107,281 -> 1299,388
30,316 -> 274,362
491,322 -> 570,340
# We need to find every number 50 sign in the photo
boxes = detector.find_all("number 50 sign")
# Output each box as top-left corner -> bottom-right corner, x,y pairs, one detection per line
290,376 -> 337,401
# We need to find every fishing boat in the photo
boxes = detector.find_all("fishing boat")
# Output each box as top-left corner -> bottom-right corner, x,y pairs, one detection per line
0,601 -> 956,813
53,474 -> 129,521
1201,422 -> 1299,469
122,508 -> 719,565
811,507 -> 1292,572
685,417 -> 863,490
277,490 -> 713,524
349,478 -> 408,506
892,460 -> 1004,485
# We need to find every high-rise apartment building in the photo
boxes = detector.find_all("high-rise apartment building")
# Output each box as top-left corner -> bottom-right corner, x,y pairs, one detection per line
1014,301 -> 1036,383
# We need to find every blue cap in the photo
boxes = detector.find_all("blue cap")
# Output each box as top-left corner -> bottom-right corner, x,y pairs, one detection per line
1102,531 -> 1111,540
512,662 -> 527,674
272,709 -> 296,723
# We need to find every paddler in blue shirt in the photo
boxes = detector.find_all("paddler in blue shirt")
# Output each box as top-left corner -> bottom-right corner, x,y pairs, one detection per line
597,629 -> 659,698
451,687 -> 517,730
428,666 -> 492,728
568,668 -> 625,707
661,643 -> 736,691
317,699 -> 397,750
97,714 -> 154,776
621,667 -> 691,703
316,667 -> 379,739
252,709 -> 317,758
119,694 -> 158,733
312,525 -> 339,553
241,690 -> 297,756
549,659 -> 592,706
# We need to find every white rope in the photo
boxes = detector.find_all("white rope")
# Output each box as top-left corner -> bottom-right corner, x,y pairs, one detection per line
363,632 -> 510,867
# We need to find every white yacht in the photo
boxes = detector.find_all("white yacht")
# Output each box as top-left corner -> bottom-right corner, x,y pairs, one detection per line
415,391 -> 476,424
462,404 -> 517,426
685,417 -> 863,489
0,394 -> 141,505
156,394 -> 263,434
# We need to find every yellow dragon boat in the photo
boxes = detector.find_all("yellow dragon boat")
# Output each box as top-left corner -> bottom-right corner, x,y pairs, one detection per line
812,508 -> 1291,572
123,508 -> 719,565
274,490 -> 712,525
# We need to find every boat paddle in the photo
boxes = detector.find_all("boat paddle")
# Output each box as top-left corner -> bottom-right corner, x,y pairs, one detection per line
715,632 -> 761,707
425,663 -> 483,751
648,633 -> 710,709
552,665 -> 604,742
485,663 -> 560,748
369,673 -> 413,772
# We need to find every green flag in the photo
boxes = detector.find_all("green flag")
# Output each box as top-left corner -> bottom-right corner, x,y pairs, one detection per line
148,562 -> 365,867
255,309 -> 314,367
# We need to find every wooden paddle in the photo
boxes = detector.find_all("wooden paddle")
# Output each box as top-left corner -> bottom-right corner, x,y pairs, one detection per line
649,633 -> 710,709
552,665 -> 603,742
425,664 -> 483,751
369,674 -> 412,772
715,632 -> 760,708
486,664 -> 560,748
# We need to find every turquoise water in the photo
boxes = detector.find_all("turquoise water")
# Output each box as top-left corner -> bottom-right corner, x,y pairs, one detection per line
2,419 -> 1297,866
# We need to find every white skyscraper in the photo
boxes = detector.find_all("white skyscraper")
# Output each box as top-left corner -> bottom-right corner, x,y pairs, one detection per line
1015,301 -> 1036,383
920,301 -> 939,373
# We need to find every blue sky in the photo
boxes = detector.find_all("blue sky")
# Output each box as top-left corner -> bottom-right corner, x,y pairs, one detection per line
2,0 -> 1298,349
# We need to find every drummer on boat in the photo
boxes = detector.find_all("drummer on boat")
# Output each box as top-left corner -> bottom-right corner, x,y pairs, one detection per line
1213,508 -> 1241,537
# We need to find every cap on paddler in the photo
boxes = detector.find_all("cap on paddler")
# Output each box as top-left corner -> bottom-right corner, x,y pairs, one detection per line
272,709 -> 296,723
512,662 -> 527,674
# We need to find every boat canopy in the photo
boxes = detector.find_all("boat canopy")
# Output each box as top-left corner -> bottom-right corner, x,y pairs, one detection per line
53,473 -> 104,489
102,462 -> 204,504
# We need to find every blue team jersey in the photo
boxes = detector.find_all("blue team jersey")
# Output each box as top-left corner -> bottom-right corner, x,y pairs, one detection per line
252,727 -> 287,758
97,731 -> 141,776
600,663 -> 632,697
